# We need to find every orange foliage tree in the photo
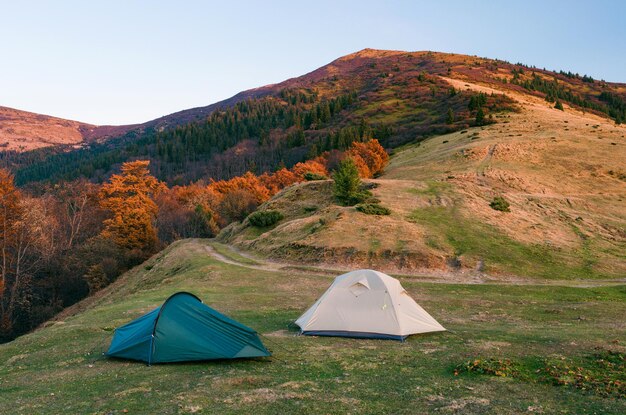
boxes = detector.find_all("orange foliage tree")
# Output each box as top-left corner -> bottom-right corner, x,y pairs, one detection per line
156,184 -> 220,241
259,168 -> 299,195
208,172 -> 271,204
347,139 -> 389,178
99,161 -> 166,253
207,172 -> 272,224
291,158 -> 329,179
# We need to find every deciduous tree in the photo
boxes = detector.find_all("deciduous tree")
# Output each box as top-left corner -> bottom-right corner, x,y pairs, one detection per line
99,160 -> 165,254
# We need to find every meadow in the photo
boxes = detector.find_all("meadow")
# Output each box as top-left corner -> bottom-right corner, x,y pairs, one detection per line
1,239 -> 623,414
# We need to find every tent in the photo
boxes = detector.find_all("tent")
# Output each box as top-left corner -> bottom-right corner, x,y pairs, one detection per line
106,292 -> 270,363
295,269 -> 445,340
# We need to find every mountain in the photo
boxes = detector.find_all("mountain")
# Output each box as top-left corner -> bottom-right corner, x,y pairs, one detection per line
3,50 -> 507,183
0,49 -> 626,165
218,63 -> 626,280
0,106 -> 138,151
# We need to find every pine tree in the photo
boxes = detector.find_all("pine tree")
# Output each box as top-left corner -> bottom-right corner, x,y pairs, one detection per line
333,158 -> 363,205
554,100 -> 564,111
446,108 -> 455,124
475,107 -> 485,125
307,144 -> 319,159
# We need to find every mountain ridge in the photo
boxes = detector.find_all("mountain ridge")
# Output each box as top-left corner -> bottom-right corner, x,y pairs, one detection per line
2,48 -> 625,155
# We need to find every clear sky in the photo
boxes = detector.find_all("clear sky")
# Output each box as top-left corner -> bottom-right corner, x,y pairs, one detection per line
2,0 -> 625,125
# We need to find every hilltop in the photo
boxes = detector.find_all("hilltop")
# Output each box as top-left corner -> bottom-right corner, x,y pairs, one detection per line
0,239 -> 624,414
219,75 -> 626,280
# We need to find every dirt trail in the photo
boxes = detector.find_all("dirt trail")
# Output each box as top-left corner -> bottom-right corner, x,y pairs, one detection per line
204,242 -> 626,288
204,244 -> 285,272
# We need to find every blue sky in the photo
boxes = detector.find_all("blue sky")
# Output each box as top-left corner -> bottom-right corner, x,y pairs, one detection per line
2,0 -> 625,125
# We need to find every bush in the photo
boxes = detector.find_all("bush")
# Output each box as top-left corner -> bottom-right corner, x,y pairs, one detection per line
490,196 -> 510,212
303,172 -> 328,181
83,264 -> 108,295
362,182 -> 380,190
219,189 -> 258,222
355,203 -> 391,215
555,100 -> 564,111
247,210 -> 284,227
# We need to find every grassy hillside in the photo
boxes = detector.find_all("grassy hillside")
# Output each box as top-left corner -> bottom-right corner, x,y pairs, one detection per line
220,77 -> 626,280
0,239 -> 624,414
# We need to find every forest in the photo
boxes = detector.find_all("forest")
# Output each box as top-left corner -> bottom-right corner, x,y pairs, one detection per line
0,138 -> 387,342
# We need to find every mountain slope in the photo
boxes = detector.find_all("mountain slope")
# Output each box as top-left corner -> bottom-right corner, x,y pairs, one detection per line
0,239 -> 624,414
13,47 -> 626,185
219,76 -> 626,280
4,49 -> 625,161
0,106 -> 137,151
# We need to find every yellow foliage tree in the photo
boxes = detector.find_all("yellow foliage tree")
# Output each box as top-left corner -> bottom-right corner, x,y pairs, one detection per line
99,161 -> 166,252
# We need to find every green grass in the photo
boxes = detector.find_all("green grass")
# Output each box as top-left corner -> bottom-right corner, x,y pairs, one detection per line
406,180 -> 453,196
1,239 -> 625,414
408,206 -> 614,279
209,241 -> 261,266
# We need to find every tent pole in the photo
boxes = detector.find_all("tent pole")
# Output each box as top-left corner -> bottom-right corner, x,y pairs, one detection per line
147,334 -> 154,367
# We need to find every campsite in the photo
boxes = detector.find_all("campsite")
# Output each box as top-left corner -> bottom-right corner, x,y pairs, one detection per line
1,239 -> 624,414
1,2 -> 625,414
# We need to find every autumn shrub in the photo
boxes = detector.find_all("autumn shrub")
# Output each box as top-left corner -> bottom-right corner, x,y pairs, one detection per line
218,189 -> 259,223
259,168 -> 299,194
292,158 -> 328,179
248,210 -> 284,227
303,172 -> 328,181
355,203 -> 391,215
209,172 -> 271,204
347,139 -> 389,178
490,196 -> 510,212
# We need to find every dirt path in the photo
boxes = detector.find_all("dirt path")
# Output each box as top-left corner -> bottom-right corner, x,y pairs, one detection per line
204,244 -> 285,272
204,241 -> 626,288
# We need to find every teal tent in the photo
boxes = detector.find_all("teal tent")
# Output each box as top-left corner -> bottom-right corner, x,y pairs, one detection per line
106,292 -> 270,364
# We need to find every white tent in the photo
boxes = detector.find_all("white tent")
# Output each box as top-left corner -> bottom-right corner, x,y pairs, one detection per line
296,269 -> 445,340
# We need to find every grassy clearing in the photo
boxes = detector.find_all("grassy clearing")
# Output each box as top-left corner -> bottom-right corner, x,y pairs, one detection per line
406,180 -> 453,196
408,206 -> 611,279
1,239 -> 624,414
